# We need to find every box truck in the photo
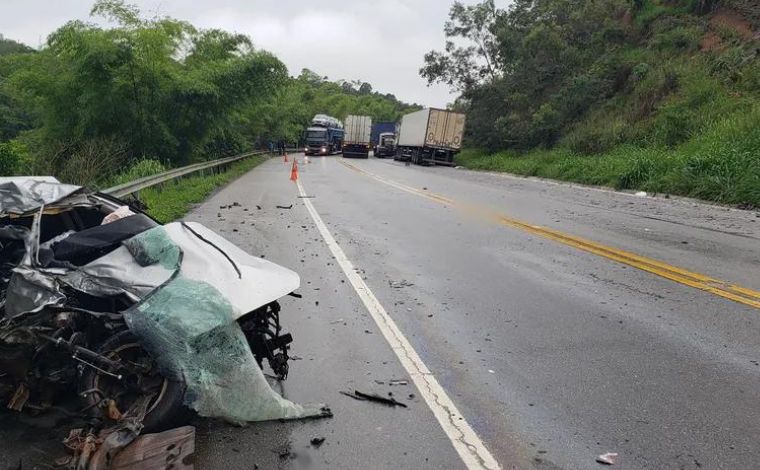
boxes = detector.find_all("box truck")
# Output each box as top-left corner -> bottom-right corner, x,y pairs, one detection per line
343,115 -> 372,158
304,114 -> 344,156
394,109 -> 466,166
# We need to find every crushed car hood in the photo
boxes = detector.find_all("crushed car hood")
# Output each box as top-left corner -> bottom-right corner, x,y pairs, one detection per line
0,177 -> 86,217
5,222 -> 300,321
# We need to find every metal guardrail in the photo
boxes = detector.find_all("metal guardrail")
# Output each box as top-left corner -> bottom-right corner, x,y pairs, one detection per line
103,151 -> 268,198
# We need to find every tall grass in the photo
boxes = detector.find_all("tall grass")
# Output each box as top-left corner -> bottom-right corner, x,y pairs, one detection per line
458,103 -> 760,207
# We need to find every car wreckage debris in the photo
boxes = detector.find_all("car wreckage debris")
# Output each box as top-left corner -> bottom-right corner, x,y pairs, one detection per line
0,177 -> 330,468
310,437 -> 326,448
340,390 -> 408,408
596,452 -> 618,465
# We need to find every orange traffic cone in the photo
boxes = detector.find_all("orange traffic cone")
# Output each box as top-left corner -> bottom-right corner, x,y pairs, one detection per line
283,152 -> 289,163
290,160 -> 298,183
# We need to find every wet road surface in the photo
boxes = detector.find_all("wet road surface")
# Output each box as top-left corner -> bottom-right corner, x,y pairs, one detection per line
190,155 -> 760,469
4,154 -> 760,469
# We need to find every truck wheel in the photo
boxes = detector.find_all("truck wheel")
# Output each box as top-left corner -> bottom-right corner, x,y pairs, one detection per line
80,331 -> 190,433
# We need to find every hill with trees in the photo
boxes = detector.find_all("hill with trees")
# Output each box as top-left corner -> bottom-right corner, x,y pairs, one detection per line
0,0 -> 418,185
423,0 -> 760,207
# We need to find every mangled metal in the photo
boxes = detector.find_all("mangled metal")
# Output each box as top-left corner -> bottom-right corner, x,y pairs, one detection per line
122,223 -> 328,423
0,176 -> 85,216
1,178 -> 329,466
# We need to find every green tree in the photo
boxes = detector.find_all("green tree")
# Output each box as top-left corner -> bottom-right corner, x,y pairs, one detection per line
420,0 -> 501,93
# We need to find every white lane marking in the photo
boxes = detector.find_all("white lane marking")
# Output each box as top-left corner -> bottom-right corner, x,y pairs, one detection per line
297,179 -> 501,470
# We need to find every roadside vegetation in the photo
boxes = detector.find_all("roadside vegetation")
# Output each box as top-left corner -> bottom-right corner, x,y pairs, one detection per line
424,0 -> 760,206
0,1 -> 417,187
139,154 -> 268,223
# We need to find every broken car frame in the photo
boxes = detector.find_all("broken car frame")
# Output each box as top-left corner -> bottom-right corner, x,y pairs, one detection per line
1,177 -> 326,441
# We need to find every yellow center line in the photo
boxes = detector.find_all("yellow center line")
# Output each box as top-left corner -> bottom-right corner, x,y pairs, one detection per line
339,159 -> 760,310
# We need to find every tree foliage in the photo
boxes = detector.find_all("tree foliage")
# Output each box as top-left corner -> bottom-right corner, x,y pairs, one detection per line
0,0 -> 419,181
246,68 -> 420,144
0,36 -> 35,56
424,0 -> 760,153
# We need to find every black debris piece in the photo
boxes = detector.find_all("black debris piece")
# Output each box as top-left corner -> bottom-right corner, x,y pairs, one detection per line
276,205 -> 293,210
339,391 -> 366,402
310,437 -> 326,448
342,390 -> 408,408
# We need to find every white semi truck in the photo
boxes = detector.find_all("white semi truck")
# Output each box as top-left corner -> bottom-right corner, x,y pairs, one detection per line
395,109 -> 466,166
342,115 -> 372,158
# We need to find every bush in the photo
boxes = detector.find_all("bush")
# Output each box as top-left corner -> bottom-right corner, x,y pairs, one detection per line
0,140 -> 29,176
109,158 -> 168,187
54,137 -> 130,186
564,111 -> 628,154
650,25 -> 703,52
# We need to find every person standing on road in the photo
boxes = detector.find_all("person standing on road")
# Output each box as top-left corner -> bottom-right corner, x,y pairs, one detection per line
278,140 -> 286,156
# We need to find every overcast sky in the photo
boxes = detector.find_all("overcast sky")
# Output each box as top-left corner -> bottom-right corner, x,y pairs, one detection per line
0,0 -> 509,107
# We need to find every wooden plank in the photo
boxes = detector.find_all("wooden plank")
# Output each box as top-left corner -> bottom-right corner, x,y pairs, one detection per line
110,426 -> 195,470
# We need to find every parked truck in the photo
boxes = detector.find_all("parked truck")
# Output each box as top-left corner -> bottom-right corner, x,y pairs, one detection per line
374,132 -> 396,158
394,109 -> 466,166
370,122 -> 396,149
304,114 -> 344,156
342,115 -> 372,158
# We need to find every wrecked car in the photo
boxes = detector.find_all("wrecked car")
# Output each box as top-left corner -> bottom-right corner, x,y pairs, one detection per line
0,177 -> 327,437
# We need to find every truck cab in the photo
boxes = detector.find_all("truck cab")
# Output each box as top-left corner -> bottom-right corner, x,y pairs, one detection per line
374,132 -> 396,158
304,127 -> 343,156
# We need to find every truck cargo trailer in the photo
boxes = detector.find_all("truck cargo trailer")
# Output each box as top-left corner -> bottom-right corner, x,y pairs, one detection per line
394,109 -> 466,166
343,115 -> 372,158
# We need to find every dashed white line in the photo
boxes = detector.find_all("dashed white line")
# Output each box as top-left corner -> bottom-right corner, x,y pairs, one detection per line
297,179 -> 500,470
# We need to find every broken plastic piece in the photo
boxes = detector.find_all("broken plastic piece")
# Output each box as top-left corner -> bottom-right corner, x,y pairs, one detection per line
596,452 -> 618,465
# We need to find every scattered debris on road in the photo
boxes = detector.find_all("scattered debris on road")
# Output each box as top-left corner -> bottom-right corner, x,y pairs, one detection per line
596,452 -> 618,465
389,279 -> 415,289
310,437 -> 326,448
276,204 -> 293,209
340,390 -> 408,408
388,379 -> 408,386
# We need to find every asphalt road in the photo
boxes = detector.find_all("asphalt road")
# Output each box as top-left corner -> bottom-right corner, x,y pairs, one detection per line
187,154 -> 760,469
4,153 -> 760,469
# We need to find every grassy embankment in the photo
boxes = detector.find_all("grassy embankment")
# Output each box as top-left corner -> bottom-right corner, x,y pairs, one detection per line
457,3 -> 760,208
458,102 -> 760,207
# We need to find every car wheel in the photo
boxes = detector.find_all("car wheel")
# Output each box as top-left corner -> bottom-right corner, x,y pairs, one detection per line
80,331 -> 190,433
